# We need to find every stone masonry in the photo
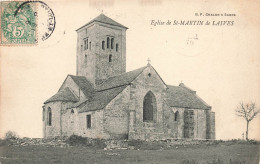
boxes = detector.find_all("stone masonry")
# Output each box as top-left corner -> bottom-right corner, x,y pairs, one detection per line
43,14 -> 215,140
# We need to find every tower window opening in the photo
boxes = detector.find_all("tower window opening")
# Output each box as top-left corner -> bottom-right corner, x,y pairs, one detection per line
102,41 -> 105,50
81,45 -> 83,52
109,54 -> 112,62
84,40 -> 87,50
116,44 -> 118,52
111,38 -> 114,49
107,37 -> 110,49
86,38 -> 88,49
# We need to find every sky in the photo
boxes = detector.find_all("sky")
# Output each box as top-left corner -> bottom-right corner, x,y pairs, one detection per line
1,0 -> 260,140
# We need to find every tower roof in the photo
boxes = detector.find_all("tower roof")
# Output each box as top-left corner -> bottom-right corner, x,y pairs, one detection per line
76,14 -> 128,31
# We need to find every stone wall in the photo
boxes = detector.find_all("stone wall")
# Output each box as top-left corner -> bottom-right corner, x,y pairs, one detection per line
95,24 -> 126,81
43,101 -> 74,138
43,102 -> 61,137
193,109 -> 207,139
128,66 -> 167,140
210,111 -> 215,139
103,86 -> 130,139
77,110 -> 105,138
161,106 -> 209,140
76,22 -> 126,85
61,108 -> 80,136
77,24 -> 97,84
162,106 -> 185,139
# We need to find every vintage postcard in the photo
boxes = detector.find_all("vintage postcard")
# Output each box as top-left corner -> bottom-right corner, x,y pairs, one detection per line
0,0 -> 259,163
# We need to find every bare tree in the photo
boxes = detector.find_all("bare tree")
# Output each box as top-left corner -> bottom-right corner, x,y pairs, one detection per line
235,102 -> 260,140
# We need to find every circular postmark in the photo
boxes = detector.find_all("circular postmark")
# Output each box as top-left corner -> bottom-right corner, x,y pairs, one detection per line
15,1 -> 56,43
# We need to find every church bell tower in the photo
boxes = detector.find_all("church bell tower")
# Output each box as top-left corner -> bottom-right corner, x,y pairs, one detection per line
76,14 -> 128,85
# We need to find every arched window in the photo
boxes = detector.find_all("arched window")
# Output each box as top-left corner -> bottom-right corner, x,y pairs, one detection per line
116,44 -> 118,52
47,107 -> 52,126
107,37 -> 110,48
111,38 -> 114,49
109,54 -> 112,62
174,111 -> 179,121
102,41 -> 105,50
143,91 -> 157,122
42,107 -> 45,121
71,109 -> 74,114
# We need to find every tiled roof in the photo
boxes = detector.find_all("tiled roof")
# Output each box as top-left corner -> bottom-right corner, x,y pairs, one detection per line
165,85 -> 211,110
68,99 -> 88,109
68,75 -> 95,98
96,66 -> 147,91
44,87 -> 78,104
78,85 -> 127,113
76,14 -> 128,31
47,67 -> 210,111
179,82 -> 196,94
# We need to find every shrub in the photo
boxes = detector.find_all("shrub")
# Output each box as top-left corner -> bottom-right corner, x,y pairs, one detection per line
66,135 -> 90,146
247,139 -> 259,145
5,131 -> 19,139
128,140 -> 165,150
65,135 -> 106,149
92,138 -> 106,149
128,139 -> 144,149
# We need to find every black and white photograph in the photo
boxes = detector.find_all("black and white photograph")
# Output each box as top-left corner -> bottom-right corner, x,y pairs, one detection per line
0,0 -> 259,163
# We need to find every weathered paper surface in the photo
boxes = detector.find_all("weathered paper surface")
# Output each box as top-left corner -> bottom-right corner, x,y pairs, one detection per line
0,0 -> 259,140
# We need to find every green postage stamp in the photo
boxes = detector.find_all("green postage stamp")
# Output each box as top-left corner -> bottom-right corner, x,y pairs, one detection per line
0,1 -> 37,45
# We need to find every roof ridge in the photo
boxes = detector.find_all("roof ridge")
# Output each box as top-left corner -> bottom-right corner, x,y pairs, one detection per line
78,85 -> 128,113
193,93 -> 211,108
76,14 -> 128,31
69,74 -> 87,78
149,66 -> 167,88
165,84 -> 210,110
44,87 -> 79,104
179,83 -> 196,93
167,84 -> 178,87
97,66 -> 148,89
107,66 -> 147,79
97,84 -> 129,92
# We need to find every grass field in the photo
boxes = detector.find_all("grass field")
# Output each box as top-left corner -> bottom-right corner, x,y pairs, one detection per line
0,142 -> 259,164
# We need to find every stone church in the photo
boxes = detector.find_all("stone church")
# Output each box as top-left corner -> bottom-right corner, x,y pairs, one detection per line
43,14 -> 215,140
